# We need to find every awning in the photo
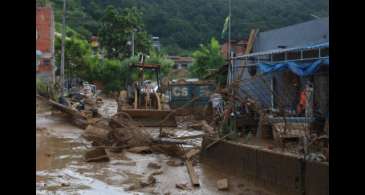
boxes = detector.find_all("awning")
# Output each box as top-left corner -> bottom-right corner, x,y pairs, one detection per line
36,50 -> 42,57
258,58 -> 329,76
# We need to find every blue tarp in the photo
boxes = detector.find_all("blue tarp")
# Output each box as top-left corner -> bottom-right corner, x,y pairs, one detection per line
258,58 -> 329,76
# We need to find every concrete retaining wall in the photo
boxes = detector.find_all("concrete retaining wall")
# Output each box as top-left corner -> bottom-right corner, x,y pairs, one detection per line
202,138 -> 328,195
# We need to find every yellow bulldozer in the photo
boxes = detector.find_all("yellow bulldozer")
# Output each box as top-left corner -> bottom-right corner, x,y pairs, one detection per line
117,55 -> 176,127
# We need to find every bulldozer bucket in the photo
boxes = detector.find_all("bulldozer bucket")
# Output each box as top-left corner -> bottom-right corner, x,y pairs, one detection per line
120,109 -> 177,127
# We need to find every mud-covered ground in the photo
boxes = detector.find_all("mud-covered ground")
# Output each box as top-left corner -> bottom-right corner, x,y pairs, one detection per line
36,96 -> 276,195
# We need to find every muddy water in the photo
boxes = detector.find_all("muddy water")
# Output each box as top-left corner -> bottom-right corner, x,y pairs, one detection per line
36,97 -> 276,195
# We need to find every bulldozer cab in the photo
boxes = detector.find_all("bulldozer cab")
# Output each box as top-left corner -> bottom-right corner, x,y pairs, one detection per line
120,55 -> 176,127
126,62 -> 162,109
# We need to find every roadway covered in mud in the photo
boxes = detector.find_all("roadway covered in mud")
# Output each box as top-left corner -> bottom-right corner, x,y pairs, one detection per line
36,96 -> 275,195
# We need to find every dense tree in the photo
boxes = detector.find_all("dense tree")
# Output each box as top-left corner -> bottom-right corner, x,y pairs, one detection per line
189,37 -> 225,79
54,27 -> 92,79
98,6 -> 152,59
47,0 -> 328,55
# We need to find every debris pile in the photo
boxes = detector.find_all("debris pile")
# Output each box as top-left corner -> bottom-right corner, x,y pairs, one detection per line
217,178 -> 229,190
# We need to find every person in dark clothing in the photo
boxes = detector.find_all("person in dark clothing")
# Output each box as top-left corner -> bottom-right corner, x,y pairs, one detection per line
76,100 -> 85,111
58,96 -> 69,107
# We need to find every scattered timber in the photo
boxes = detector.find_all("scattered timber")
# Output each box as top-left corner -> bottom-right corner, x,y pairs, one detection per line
204,132 -> 235,150
152,138 -> 189,145
185,160 -> 200,186
200,120 -> 215,134
127,146 -> 152,154
185,148 -> 200,159
48,100 -> 86,120
84,147 -> 110,162
175,134 -> 205,140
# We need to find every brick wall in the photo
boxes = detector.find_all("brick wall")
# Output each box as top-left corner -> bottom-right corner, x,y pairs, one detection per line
36,7 -> 53,53
36,6 -> 54,78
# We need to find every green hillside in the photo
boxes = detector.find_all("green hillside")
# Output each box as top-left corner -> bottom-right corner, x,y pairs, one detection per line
41,0 -> 328,54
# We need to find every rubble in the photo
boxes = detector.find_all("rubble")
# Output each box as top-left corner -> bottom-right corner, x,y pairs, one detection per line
36,127 -> 47,131
73,117 -> 89,129
147,162 -> 162,169
140,174 -> 156,187
185,159 -> 200,186
83,125 -> 110,145
60,183 -> 70,187
128,146 -> 152,154
110,160 -> 136,166
188,120 -> 215,135
217,178 -> 229,190
175,183 -> 191,191
84,147 -> 110,162
150,170 -> 163,176
185,148 -> 200,159
166,159 -> 184,167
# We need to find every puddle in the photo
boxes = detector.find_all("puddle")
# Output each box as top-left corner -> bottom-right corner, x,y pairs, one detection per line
36,97 -> 276,195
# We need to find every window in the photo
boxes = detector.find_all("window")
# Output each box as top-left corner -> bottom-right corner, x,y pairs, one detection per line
248,66 -> 257,76
43,59 -> 50,66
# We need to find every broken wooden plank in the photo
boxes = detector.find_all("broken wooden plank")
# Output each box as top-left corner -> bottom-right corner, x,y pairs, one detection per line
147,162 -> 162,169
185,160 -> 200,186
200,120 -> 215,134
84,147 -> 110,162
127,146 -> 152,154
48,99 -> 86,119
176,183 -> 191,191
166,159 -> 184,167
175,134 -> 205,140
205,132 -> 235,150
152,138 -> 189,145
236,29 -> 259,81
185,148 -> 200,159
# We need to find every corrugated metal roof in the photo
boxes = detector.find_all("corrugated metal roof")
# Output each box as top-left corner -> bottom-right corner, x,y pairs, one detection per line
234,42 -> 328,59
253,17 -> 329,52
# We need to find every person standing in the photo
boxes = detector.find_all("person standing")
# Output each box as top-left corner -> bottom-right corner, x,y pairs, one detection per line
305,82 -> 314,118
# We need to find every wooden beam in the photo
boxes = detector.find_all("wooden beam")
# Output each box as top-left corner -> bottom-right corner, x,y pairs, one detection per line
204,132 -> 235,150
185,160 -> 200,186
236,29 -> 259,82
185,148 -> 200,159
176,134 -> 205,140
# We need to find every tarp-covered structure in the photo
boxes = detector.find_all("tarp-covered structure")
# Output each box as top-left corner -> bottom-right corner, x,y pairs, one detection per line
258,58 -> 329,77
229,18 -> 329,115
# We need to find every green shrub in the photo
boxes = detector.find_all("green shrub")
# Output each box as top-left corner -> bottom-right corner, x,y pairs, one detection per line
36,78 -> 49,96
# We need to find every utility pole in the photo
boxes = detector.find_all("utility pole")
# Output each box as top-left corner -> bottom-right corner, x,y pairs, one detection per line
132,28 -> 137,57
228,0 -> 232,86
60,0 -> 66,96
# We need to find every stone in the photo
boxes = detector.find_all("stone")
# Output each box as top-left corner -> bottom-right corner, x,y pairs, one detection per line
127,146 -> 152,154
147,162 -> 161,169
140,175 -> 156,187
217,178 -> 229,190
175,183 -> 191,190
61,183 -> 70,187
166,159 -> 184,167
150,170 -> 163,176
84,147 -> 110,162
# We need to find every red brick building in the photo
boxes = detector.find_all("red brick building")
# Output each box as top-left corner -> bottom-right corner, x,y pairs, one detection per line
220,39 -> 248,59
36,6 -> 55,82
